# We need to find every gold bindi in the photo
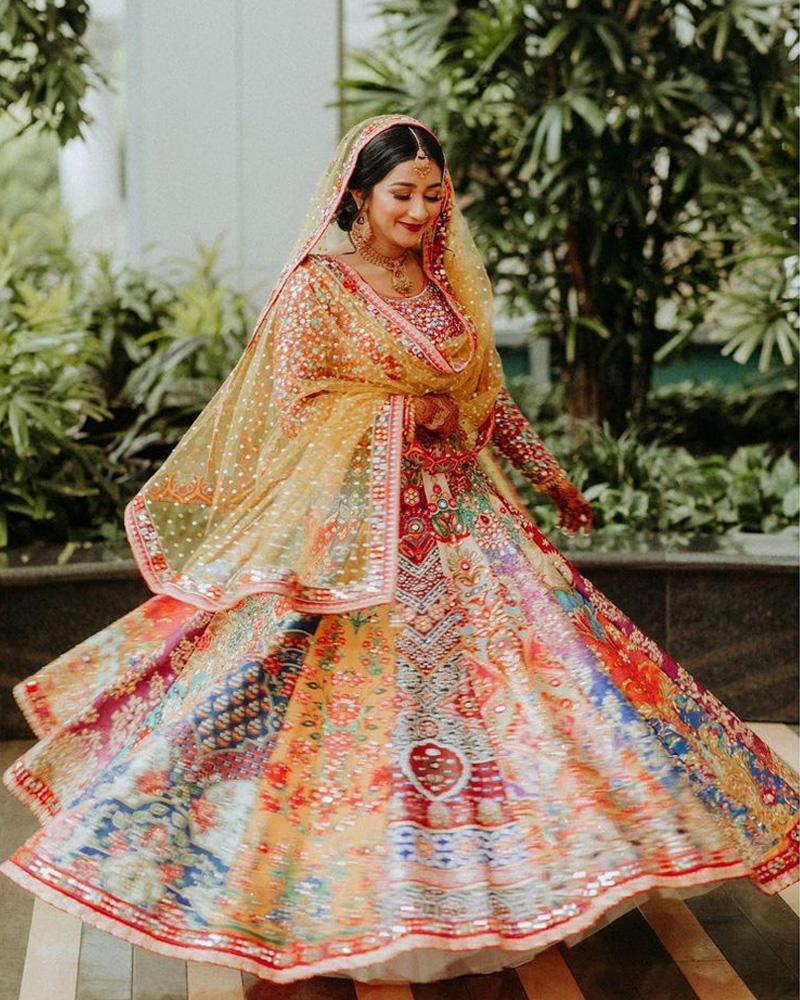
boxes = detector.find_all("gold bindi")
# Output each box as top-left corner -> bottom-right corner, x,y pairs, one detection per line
412,130 -> 432,177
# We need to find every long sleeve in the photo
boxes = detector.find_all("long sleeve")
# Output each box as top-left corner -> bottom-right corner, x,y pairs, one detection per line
490,386 -> 567,490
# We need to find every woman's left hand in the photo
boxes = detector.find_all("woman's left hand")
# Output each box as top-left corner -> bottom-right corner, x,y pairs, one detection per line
548,479 -> 593,536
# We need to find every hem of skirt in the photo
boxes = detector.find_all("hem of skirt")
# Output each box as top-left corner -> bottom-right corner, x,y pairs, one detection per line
760,858 -> 800,894
1,855 -> 754,984
333,877 -> 749,983
12,678 -> 53,741
2,758 -> 58,823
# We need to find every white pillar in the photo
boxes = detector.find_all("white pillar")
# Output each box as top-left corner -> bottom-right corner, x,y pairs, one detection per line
125,0 -> 340,298
58,0 -> 125,254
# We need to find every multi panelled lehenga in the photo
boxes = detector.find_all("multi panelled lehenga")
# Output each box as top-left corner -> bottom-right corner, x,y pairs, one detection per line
3,257 -> 797,983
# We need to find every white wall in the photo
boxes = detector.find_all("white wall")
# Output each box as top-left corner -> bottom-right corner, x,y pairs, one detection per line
125,0 -> 340,298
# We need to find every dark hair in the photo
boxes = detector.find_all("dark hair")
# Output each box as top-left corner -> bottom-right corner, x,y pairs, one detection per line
335,125 -> 445,231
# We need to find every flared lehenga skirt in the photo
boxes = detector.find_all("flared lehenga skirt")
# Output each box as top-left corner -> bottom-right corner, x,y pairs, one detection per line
2,453 -> 798,984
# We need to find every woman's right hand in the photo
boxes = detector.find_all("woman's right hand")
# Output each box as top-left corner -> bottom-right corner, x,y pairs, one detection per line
413,394 -> 459,438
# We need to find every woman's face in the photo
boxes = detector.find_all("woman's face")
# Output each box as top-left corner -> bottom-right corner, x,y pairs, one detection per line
355,158 -> 444,255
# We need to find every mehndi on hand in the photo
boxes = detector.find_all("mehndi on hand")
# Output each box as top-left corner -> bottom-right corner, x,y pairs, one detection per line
544,475 -> 593,536
413,393 -> 459,438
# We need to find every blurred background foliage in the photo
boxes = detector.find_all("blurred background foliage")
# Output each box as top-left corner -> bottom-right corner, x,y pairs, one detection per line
0,0 -> 99,144
340,0 -> 799,430
0,132 -> 251,547
0,229 -> 251,547
0,0 -> 797,548
505,376 -> 798,540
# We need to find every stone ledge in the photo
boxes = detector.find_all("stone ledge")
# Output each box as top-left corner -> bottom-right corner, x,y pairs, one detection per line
564,531 -> 799,572
1,532 -> 797,587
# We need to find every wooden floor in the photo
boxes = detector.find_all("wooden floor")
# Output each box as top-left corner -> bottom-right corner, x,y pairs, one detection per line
2,724 -> 797,1000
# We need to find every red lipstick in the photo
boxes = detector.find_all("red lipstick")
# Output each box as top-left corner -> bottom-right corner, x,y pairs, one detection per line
398,222 -> 425,232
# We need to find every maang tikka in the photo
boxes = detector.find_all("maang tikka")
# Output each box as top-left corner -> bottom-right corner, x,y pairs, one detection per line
412,129 -> 432,178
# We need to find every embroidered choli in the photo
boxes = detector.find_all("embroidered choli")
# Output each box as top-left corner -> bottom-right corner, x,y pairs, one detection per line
383,282 -> 567,491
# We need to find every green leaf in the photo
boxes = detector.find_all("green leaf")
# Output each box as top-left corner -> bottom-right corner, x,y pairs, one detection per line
545,105 -> 563,163
569,95 -> 606,135
782,487 -> 800,519
57,540 -> 79,565
539,21 -> 572,57
575,316 -> 612,339
595,23 -> 626,73
713,12 -> 731,61
8,400 -> 30,455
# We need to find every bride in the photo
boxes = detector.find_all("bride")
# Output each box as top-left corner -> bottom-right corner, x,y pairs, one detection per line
3,114 -> 797,985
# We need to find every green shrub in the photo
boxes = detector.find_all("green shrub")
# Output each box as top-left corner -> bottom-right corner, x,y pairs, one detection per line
505,374 -> 798,539
507,373 -> 799,455
510,423 -> 799,540
0,278 -> 112,547
119,241 -> 251,443
636,376 -> 799,455
0,210 -> 255,547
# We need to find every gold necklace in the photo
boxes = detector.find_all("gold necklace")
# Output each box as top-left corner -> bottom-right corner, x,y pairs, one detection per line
351,213 -> 413,295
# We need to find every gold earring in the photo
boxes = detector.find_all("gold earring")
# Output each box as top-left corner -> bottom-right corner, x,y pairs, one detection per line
351,208 -> 373,250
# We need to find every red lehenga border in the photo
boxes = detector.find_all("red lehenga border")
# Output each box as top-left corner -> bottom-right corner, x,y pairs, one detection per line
2,851 -> 754,984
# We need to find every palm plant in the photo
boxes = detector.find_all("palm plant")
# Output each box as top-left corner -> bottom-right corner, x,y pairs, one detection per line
666,120 -> 799,373
340,0 -> 798,429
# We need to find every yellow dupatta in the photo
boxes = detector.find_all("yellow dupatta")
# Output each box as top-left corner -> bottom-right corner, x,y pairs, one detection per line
125,115 -> 504,612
